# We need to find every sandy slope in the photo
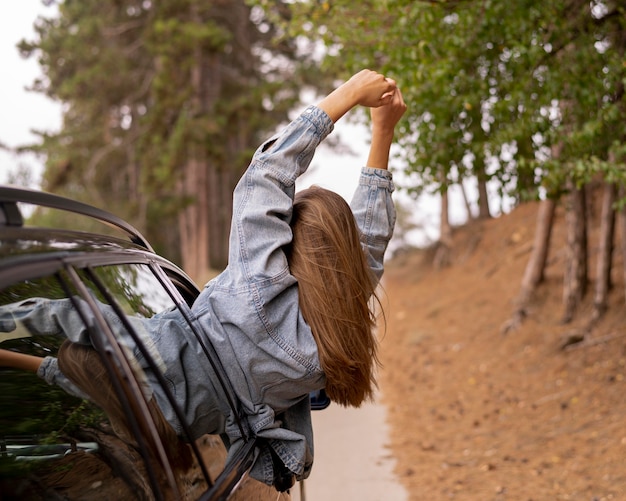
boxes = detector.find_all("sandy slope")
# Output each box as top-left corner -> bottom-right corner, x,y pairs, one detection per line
379,199 -> 626,500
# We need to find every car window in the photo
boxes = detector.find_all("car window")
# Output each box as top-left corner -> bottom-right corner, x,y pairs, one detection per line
0,273 -> 123,499
90,263 -> 175,317
0,264 -> 216,500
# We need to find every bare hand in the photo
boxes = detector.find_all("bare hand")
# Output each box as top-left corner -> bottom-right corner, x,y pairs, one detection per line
316,69 -> 400,123
371,87 -> 407,135
365,86 -> 407,170
344,69 -> 398,108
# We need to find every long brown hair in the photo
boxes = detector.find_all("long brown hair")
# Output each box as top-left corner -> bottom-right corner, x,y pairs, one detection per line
58,341 -> 192,489
287,186 -> 382,407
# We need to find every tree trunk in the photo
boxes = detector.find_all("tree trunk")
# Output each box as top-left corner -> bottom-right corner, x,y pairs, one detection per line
619,184 -> 626,307
178,157 -> 210,282
206,162 -> 234,272
178,1 -> 258,276
562,178 -> 588,323
459,180 -> 474,221
434,182 -> 453,269
519,198 -> 557,296
591,181 -> 616,323
475,160 -> 491,219
177,4 -> 218,282
501,197 -> 557,334
178,108 -> 210,278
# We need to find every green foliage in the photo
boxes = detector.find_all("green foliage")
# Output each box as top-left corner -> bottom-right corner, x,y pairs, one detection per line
19,0 -> 626,258
20,0 -> 322,264
0,363 -> 86,436
275,0 -> 626,205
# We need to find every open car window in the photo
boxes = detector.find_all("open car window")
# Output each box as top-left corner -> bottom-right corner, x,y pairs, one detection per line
0,263 -> 222,500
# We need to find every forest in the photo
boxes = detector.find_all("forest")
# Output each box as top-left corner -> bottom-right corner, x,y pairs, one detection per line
11,0 -> 626,334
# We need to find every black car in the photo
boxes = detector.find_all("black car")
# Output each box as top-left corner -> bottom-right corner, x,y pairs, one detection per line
0,186 -> 329,500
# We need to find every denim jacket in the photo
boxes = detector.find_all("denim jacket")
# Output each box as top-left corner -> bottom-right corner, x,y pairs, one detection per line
2,105 -> 396,487
192,105 -> 396,484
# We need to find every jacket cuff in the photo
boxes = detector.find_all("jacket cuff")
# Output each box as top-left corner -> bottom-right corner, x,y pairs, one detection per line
360,167 -> 395,192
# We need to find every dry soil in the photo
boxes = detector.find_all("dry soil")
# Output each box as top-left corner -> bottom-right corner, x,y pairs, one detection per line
379,199 -> 626,501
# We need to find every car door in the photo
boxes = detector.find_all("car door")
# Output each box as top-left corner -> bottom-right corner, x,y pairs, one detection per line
0,258 -> 222,500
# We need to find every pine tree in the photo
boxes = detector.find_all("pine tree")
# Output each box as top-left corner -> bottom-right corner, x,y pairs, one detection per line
21,0 -> 318,277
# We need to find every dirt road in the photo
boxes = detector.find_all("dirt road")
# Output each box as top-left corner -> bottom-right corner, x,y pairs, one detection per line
292,391 -> 408,501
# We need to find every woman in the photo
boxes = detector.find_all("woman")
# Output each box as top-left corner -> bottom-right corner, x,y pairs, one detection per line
0,69 -> 406,489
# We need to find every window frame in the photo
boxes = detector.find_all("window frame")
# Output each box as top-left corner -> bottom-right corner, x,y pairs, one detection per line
0,249 -> 259,500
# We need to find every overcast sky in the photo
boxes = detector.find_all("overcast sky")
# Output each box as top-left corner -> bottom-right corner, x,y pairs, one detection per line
0,0 -> 61,186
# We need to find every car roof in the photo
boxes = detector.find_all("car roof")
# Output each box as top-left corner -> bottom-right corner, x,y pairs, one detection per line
0,186 -> 198,293
0,185 -> 153,251
1,225 -> 144,255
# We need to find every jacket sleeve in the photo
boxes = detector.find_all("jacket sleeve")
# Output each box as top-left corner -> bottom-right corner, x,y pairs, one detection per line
350,167 -> 396,283
225,106 -> 334,288
38,356 -> 91,399
0,297 -> 92,344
